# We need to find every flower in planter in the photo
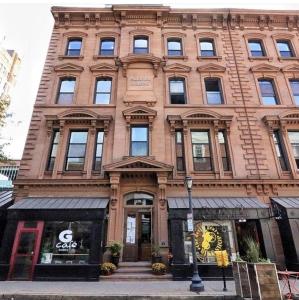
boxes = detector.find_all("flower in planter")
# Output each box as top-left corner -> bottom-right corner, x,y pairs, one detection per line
108,241 -> 123,256
100,262 -> 117,275
152,263 -> 167,275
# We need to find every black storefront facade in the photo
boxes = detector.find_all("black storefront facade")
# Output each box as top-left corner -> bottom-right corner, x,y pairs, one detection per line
0,197 -> 108,281
168,197 -> 275,280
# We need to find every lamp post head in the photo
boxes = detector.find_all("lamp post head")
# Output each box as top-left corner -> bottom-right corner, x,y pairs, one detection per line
185,176 -> 193,190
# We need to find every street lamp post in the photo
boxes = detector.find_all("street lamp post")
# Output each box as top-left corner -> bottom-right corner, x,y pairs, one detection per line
185,175 -> 204,292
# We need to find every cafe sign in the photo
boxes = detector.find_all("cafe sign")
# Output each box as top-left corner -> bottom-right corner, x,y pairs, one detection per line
56,229 -> 77,252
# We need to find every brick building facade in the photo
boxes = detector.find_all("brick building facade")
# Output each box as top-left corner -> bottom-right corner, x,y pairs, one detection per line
1,5 -> 299,281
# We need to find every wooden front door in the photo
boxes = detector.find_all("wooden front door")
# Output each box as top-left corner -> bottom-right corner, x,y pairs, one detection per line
123,209 -> 152,261
8,221 -> 44,280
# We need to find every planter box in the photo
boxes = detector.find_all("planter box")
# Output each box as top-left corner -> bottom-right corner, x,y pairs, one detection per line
233,262 -> 282,300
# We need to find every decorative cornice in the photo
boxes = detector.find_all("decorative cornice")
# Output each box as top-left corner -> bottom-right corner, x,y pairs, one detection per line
53,63 -> 84,72
250,63 -> 280,73
263,111 -> 299,133
197,63 -> 226,73
62,30 -> 88,37
163,63 -> 191,73
89,63 -> 118,72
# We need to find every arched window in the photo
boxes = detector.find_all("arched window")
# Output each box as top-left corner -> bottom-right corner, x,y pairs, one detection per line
124,193 -> 153,206
167,38 -> 182,56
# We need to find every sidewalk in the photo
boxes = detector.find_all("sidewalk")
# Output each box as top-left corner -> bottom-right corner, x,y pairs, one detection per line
0,281 -> 238,299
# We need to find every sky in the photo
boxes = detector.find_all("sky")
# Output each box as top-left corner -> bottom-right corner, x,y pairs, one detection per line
1,0 -> 299,159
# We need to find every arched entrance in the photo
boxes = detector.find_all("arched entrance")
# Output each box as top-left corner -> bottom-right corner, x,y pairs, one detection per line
123,192 -> 153,262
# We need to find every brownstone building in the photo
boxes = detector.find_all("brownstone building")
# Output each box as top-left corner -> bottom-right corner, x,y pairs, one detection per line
1,5 -> 299,281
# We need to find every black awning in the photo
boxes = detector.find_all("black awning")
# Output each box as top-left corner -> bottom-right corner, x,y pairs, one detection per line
8,197 -> 109,210
0,190 -> 13,210
271,197 -> 299,209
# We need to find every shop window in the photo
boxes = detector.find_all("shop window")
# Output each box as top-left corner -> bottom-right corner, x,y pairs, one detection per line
290,79 -> 299,105
191,131 -> 212,171
94,77 -> 112,104
258,79 -> 279,105
248,39 -> 265,57
93,131 -> 104,171
184,221 -> 235,263
169,77 -> 186,104
167,38 -> 183,56
175,130 -> 185,171
65,131 -> 88,171
47,130 -> 60,171
288,131 -> 299,169
66,38 -> 82,56
100,38 -> 115,56
218,131 -> 230,171
205,78 -> 223,104
199,39 -> 215,57
130,126 -> 148,156
276,40 -> 294,57
133,36 -> 148,54
57,77 -> 76,105
39,221 -> 92,265
273,131 -> 288,171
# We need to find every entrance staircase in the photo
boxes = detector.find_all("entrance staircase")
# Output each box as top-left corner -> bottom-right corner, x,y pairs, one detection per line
101,261 -> 172,281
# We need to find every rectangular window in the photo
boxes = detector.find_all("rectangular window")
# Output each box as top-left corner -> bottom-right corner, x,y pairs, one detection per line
47,130 -> 60,171
167,39 -> 182,56
94,78 -> 112,104
130,126 -> 148,156
93,131 -> 104,171
199,39 -> 215,57
290,80 -> 299,105
39,221 -> 92,265
277,40 -> 294,57
175,130 -> 185,171
134,36 -> 148,54
205,78 -> 223,104
169,78 -> 186,104
65,131 -> 88,171
66,38 -> 82,56
258,79 -> 278,105
288,131 -> 299,169
218,131 -> 230,171
100,38 -> 115,56
191,131 -> 212,171
273,131 -> 288,171
57,78 -> 76,105
248,40 -> 265,57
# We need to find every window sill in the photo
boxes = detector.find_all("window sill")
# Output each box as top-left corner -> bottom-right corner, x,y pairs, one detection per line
248,56 -> 273,62
93,55 -> 118,60
59,171 -> 87,176
43,171 -> 53,176
278,56 -> 299,62
164,55 -> 188,61
197,55 -> 222,61
58,55 -> 84,60
123,156 -> 155,160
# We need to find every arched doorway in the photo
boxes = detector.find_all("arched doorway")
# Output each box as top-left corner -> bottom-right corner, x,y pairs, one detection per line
123,192 -> 153,262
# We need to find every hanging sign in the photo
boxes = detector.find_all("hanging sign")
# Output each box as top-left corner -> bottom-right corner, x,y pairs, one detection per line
187,213 -> 194,232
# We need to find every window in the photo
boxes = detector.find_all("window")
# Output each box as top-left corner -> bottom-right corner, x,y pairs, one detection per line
288,131 -> 299,169
93,131 -> 104,171
191,131 -> 212,171
199,39 -> 215,57
290,80 -> 299,105
65,131 -> 88,171
133,36 -> 148,54
66,38 -> 82,56
167,38 -> 182,56
276,40 -> 294,57
169,77 -> 186,104
218,131 -> 230,171
100,38 -> 115,56
248,39 -> 265,57
273,131 -> 288,171
124,193 -> 154,206
57,77 -> 76,105
175,130 -> 185,171
205,78 -> 223,104
47,130 -> 60,171
130,126 -> 148,156
39,221 -> 92,265
258,79 -> 279,105
94,78 -> 112,104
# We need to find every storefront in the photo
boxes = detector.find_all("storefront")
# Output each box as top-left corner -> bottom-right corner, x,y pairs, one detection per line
0,197 -> 108,281
168,197 -> 273,280
271,197 -> 299,271
0,191 -> 13,250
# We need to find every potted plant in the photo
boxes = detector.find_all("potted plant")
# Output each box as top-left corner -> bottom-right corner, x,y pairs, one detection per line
232,236 -> 281,300
151,244 -> 162,264
152,263 -> 167,275
109,241 -> 122,267
100,262 -> 116,276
